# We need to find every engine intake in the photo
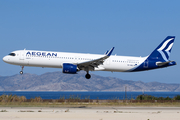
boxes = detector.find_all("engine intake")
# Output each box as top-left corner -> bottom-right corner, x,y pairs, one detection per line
63,63 -> 77,74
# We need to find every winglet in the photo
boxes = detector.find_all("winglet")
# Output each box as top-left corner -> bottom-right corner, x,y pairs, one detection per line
106,47 -> 114,56
104,50 -> 109,55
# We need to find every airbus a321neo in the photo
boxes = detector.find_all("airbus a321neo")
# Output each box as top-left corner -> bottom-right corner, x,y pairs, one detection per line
3,36 -> 176,79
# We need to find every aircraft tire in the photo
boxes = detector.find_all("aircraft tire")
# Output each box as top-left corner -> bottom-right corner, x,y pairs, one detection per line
20,71 -> 23,75
85,74 -> 91,79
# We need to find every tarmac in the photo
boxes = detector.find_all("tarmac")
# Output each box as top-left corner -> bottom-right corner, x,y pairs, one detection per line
0,107 -> 180,120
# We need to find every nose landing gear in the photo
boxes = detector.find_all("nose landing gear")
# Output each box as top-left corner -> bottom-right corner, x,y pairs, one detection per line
20,66 -> 24,75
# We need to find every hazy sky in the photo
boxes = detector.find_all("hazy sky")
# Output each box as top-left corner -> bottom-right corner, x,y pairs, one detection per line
0,0 -> 180,83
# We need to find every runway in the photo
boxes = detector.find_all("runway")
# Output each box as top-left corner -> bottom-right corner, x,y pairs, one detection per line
0,107 -> 180,120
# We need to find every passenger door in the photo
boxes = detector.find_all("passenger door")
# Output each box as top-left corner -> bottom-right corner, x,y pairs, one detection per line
19,51 -> 24,60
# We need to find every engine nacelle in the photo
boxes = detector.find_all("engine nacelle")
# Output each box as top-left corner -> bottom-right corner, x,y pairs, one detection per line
62,63 -> 77,74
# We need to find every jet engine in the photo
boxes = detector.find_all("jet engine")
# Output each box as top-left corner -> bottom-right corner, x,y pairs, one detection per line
62,63 -> 77,74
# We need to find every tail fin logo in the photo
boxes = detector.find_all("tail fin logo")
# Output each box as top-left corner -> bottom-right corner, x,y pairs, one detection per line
157,38 -> 174,61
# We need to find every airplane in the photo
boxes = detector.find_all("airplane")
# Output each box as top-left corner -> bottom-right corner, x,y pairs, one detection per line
3,36 -> 176,79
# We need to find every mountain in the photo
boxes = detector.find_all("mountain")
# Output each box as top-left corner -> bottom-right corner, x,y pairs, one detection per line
0,71 -> 180,91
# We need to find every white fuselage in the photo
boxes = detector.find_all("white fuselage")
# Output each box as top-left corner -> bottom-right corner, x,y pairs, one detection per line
3,50 -> 147,72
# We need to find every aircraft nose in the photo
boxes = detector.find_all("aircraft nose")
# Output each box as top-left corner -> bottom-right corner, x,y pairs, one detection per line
3,56 -> 8,62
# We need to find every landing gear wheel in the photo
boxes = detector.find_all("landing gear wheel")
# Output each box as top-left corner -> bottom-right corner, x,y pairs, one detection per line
85,74 -> 91,79
20,66 -> 24,75
20,71 -> 23,75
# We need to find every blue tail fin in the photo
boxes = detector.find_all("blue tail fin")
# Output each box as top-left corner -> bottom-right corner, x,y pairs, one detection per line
148,36 -> 175,62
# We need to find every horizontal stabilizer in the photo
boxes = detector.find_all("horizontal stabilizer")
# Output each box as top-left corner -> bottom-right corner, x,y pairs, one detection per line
156,61 -> 176,66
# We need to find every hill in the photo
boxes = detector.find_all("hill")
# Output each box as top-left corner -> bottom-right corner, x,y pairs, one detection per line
0,71 -> 180,91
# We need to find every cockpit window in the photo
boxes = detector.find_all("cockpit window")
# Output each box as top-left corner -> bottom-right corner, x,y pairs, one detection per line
8,53 -> 16,56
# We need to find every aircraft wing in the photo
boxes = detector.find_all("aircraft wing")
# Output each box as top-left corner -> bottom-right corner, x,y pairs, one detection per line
77,47 -> 114,70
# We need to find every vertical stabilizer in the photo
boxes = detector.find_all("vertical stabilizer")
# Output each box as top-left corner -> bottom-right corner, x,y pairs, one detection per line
147,36 -> 175,62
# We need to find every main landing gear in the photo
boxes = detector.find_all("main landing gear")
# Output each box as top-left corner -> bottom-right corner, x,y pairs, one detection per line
20,66 -> 24,75
85,71 -> 91,79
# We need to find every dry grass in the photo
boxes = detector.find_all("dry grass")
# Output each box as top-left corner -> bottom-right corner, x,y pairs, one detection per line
1,101 -> 180,107
1,94 -> 180,107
